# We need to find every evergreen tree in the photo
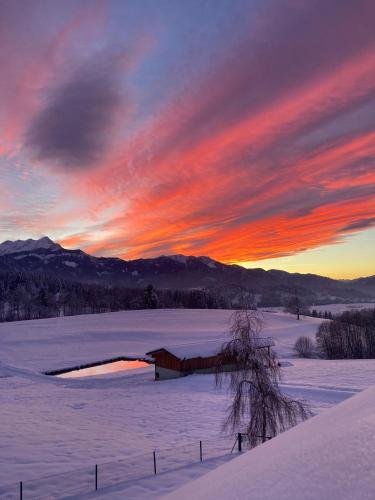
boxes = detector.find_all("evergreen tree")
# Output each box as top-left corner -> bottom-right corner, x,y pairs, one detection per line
144,284 -> 158,309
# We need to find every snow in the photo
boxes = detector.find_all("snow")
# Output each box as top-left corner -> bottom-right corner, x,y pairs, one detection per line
164,384 -> 375,500
168,254 -> 188,264
13,252 -> 43,260
281,358 -> 375,391
312,302 -> 375,314
91,454 -> 235,500
165,254 -> 218,267
0,309 -> 374,498
261,302 -> 375,315
197,256 -> 218,268
64,260 -> 78,268
0,366 -> 360,499
13,252 -> 71,262
151,337 -> 274,359
0,236 -> 61,255
0,309 -> 321,372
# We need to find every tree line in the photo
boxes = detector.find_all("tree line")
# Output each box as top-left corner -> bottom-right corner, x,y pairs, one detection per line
0,271 -> 231,323
317,308 -> 375,359
293,308 -> 375,359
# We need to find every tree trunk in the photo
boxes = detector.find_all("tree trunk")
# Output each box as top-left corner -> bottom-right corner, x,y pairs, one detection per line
262,405 -> 267,443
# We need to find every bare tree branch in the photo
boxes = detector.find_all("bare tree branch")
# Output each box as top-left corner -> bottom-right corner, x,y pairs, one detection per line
216,308 -> 311,448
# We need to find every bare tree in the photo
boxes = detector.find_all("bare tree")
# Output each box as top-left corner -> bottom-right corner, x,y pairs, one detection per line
294,336 -> 315,358
284,294 -> 302,320
216,309 -> 310,448
316,309 -> 375,359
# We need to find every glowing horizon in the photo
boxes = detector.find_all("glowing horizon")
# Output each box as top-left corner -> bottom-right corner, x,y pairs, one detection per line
238,229 -> 375,279
0,1 -> 374,279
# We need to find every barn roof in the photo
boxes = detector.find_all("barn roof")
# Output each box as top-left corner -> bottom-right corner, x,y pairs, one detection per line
147,337 -> 274,360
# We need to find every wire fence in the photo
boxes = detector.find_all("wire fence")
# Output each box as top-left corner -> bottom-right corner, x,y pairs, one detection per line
0,435 -> 247,499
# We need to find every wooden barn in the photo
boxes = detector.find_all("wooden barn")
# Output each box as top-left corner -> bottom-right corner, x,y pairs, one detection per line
146,338 -> 274,380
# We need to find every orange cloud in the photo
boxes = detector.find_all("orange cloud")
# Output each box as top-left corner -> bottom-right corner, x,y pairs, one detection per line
61,44 -> 375,264
2,0 -> 374,275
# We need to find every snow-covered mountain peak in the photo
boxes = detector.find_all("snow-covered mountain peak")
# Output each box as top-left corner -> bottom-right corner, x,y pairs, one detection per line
0,237 -> 62,256
165,254 -> 220,268
168,254 -> 188,264
197,256 -> 219,268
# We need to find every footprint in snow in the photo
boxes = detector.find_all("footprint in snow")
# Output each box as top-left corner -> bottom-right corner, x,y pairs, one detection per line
68,403 -> 88,410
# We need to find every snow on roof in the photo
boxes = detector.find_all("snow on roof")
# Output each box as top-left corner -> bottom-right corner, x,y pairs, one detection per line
163,384 -> 375,500
148,337 -> 275,359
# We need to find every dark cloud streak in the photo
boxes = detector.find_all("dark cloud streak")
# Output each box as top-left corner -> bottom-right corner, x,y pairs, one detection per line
26,58 -> 122,169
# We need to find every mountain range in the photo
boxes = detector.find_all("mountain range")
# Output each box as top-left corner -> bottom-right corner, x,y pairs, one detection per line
0,237 -> 374,306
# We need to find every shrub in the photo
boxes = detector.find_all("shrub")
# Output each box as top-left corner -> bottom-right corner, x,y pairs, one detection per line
294,336 -> 315,358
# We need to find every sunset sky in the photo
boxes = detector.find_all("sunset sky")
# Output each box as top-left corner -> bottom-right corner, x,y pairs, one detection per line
0,0 -> 374,279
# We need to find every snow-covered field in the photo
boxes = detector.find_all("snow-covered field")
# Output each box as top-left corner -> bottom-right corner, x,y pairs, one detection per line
0,309 -> 374,499
261,302 -> 375,315
0,308 -> 322,372
312,302 -> 375,314
166,383 -> 375,500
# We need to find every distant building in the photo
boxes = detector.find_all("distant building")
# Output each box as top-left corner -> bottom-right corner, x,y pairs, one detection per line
146,338 -> 275,380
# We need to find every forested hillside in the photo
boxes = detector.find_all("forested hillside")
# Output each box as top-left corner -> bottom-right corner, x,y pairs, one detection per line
0,271 -> 229,323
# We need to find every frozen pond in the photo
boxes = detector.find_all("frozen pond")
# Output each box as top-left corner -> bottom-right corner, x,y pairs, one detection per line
56,360 -> 151,378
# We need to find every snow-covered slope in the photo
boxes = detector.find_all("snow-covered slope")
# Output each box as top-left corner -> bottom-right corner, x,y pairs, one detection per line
0,309 -> 321,372
0,309 -> 374,498
0,236 -> 61,255
164,384 -> 375,500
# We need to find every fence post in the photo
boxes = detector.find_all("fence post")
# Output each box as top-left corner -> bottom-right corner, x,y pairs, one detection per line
95,464 -> 98,491
238,433 -> 242,452
153,451 -> 157,475
19,481 -> 23,500
199,440 -> 203,462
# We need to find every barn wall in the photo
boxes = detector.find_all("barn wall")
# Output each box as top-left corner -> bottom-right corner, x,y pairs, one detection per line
152,350 -> 181,371
182,355 -> 221,373
152,345 -> 272,380
154,361 -> 236,380
155,366 -> 182,380
152,352 -> 223,379
193,363 -> 235,374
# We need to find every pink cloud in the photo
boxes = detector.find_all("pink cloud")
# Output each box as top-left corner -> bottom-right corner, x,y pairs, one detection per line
2,0 -> 375,270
